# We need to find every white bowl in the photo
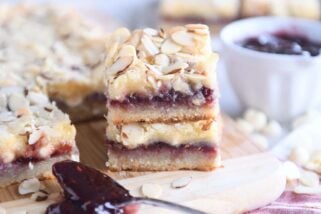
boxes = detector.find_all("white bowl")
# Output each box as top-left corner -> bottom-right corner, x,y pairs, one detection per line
220,17 -> 321,122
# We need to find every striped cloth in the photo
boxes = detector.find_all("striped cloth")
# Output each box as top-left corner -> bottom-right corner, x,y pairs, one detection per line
247,191 -> 321,214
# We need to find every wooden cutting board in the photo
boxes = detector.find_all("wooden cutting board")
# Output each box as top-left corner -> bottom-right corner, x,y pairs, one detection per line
0,116 -> 286,213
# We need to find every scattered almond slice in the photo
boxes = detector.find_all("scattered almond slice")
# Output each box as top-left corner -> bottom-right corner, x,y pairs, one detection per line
18,178 -> 41,195
154,54 -> 170,67
161,39 -> 182,54
141,183 -> 162,198
171,176 -> 192,189
299,170 -> 319,187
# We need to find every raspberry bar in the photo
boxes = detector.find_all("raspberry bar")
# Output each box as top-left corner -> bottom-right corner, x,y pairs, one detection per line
0,86 -> 78,187
0,4 -> 107,122
159,0 -> 240,33
105,25 -> 221,171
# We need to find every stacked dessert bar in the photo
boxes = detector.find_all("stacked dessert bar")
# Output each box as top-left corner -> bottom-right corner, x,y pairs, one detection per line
105,25 -> 221,171
0,86 -> 77,187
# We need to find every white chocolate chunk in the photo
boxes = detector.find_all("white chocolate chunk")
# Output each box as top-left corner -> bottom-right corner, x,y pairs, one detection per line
235,118 -> 254,134
262,120 -> 283,137
244,109 -> 267,131
141,183 -> 162,198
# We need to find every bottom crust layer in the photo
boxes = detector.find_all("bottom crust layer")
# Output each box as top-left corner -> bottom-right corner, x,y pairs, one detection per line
106,141 -> 221,171
0,153 -> 78,187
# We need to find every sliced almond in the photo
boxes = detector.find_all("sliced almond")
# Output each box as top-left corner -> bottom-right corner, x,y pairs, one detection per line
27,92 -> 49,106
299,170 -> 319,187
154,54 -> 170,67
141,35 -> 159,56
28,130 -> 43,145
145,64 -> 162,76
171,31 -> 194,46
127,30 -> 142,48
108,56 -> 134,77
172,77 -> 192,95
18,178 -> 41,195
171,176 -> 192,189
162,62 -> 188,75
141,183 -> 162,198
161,39 -> 182,54
143,28 -> 158,36
117,45 -> 136,58
8,93 -> 29,112
30,190 -> 49,202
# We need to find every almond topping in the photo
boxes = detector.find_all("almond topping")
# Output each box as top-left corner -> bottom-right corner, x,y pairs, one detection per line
162,62 -> 188,75
141,183 -> 162,198
18,178 -> 41,195
161,39 -> 182,54
143,28 -> 158,36
171,176 -> 192,189
141,35 -> 159,56
28,130 -> 43,145
171,31 -> 194,46
154,54 -> 169,67
108,56 -> 134,76
30,190 -> 49,202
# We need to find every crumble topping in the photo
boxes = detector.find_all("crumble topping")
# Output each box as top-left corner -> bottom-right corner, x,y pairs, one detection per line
105,25 -> 219,100
0,4 -> 106,106
0,86 -> 76,164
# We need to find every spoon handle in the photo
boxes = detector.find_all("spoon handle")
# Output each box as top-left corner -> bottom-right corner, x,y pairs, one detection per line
116,197 -> 208,214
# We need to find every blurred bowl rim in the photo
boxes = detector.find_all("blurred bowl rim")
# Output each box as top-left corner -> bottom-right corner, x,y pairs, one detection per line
220,16 -> 321,61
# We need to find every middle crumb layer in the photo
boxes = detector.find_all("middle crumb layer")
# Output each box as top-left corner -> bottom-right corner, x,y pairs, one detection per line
106,119 -> 220,149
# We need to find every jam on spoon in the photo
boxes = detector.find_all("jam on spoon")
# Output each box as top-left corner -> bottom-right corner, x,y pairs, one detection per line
46,161 -> 206,214
238,32 -> 321,56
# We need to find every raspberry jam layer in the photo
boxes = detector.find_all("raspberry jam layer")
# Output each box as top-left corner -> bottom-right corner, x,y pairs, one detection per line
109,87 -> 215,108
107,140 -> 218,157
46,161 -> 136,214
239,32 -> 321,56
0,144 -> 73,172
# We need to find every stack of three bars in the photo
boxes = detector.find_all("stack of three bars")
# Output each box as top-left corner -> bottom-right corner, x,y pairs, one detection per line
105,25 -> 221,171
